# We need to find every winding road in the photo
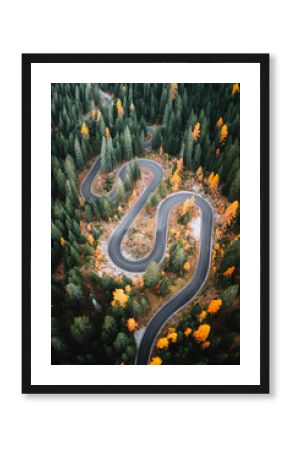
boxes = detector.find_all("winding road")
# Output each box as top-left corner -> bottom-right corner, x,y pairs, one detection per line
81,91 -> 214,364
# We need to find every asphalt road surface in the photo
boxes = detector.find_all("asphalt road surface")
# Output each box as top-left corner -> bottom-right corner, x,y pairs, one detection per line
81,90 -> 214,364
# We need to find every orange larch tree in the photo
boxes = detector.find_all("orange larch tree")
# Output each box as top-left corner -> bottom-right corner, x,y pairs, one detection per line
193,324 -> 211,343
223,266 -> 236,277
184,327 -> 192,337
80,121 -> 89,138
156,337 -> 169,349
219,124 -> 228,144
224,200 -> 239,226
216,117 -> 223,128
171,170 -> 182,192
149,356 -> 162,365
127,318 -> 138,332
207,299 -> 222,315
208,172 -> 219,191
111,288 -> 129,308
192,122 -> 201,142
231,83 -> 240,96
116,98 -> 124,117
167,332 -> 178,343
87,234 -> 94,246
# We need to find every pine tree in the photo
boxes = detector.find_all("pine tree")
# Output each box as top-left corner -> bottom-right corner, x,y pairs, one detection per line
100,136 -> 107,172
124,125 -> 133,160
101,197 -> 112,220
85,203 -> 93,222
56,168 -> 66,198
100,136 -> 113,173
140,129 -> 145,150
183,127 -> 193,169
114,177 -> 125,203
169,241 -> 186,273
130,160 -> 141,181
64,154 -> 76,185
74,135 -> 84,170
113,332 -> 130,354
192,143 -> 201,171
106,137 -> 114,172
70,316 -> 94,345
228,169 -> 240,201
144,261 -> 160,288
124,173 -> 132,192
152,127 -> 161,150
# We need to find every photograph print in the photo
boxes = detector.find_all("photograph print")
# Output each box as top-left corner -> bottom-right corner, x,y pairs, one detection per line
51,82 -> 241,367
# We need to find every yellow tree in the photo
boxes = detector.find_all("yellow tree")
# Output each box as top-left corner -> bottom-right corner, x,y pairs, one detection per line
127,318 -> 138,332
208,172 -> 219,191
149,356 -> 162,365
167,332 -> 178,343
80,121 -> 89,138
105,127 -> 111,138
223,266 -> 235,277
198,310 -> 207,323
183,261 -> 190,271
219,124 -> 228,144
231,83 -> 240,96
216,117 -> 223,128
193,324 -> 211,343
156,337 -> 169,349
60,237 -> 65,247
184,327 -> 192,337
192,122 -> 201,141
171,170 -> 182,192
224,200 -> 239,226
207,299 -> 222,315
87,234 -> 94,245
116,98 -> 124,116
111,288 -> 129,308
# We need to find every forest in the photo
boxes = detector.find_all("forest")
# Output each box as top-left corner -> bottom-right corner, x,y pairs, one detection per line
51,82 -> 240,365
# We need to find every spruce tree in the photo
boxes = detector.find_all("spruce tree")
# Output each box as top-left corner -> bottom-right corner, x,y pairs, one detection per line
64,154 -> 76,185
101,197 -> 112,220
192,143 -> 201,171
151,127 -> 161,150
183,127 -> 193,169
169,241 -> 186,273
124,173 -> 132,192
114,177 -> 125,203
144,261 -> 160,288
74,135 -> 84,170
228,169 -> 240,201
124,125 -> 133,160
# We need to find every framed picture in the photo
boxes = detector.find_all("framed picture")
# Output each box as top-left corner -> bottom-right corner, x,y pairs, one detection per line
22,53 -> 269,394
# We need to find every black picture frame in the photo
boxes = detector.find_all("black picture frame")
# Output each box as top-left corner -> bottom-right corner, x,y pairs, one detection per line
22,53 -> 269,394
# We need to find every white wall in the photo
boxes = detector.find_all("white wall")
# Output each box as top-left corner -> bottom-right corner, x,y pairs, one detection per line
0,1 -> 287,449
